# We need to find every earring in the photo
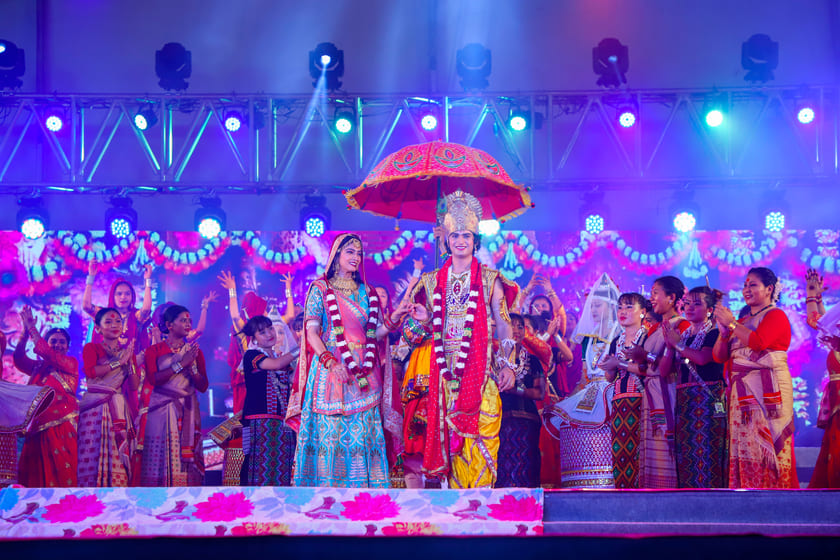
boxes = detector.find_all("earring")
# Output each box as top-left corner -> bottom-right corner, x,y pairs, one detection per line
640,314 -> 645,319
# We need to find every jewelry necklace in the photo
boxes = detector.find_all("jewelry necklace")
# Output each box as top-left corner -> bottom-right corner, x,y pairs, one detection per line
329,275 -> 359,297
749,304 -> 773,317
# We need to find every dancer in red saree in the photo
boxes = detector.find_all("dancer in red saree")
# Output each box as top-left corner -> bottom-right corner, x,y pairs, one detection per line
14,306 -> 79,487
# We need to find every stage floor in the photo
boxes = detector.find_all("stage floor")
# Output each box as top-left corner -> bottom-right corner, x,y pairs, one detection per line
2,486 -> 839,540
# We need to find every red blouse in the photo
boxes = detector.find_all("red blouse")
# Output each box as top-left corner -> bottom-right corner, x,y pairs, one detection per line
743,308 -> 791,352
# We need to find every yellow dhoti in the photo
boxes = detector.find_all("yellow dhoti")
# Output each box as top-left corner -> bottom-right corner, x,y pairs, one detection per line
448,379 -> 501,489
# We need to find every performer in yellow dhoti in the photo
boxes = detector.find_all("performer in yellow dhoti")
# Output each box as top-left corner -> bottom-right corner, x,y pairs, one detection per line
402,191 -> 518,488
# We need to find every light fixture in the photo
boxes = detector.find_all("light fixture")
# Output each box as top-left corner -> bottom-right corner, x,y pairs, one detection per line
478,219 -> 500,237
670,193 -> 699,234
760,192 -> 789,232
580,191 -> 607,234
156,42 -> 191,91
508,109 -> 529,132
300,193 -> 331,238
195,197 -> 226,239
17,197 -> 49,240
105,196 -> 137,239
309,42 -> 344,90
703,95 -> 726,128
134,105 -> 158,131
44,113 -> 64,132
418,104 -> 439,131
742,33 -> 778,83
223,110 -> 243,132
333,107 -> 354,134
0,39 -> 25,89
797,104 -> 815,125
456,43 -> 491,91
593,38 -> 628,88
617,103 -> 637,128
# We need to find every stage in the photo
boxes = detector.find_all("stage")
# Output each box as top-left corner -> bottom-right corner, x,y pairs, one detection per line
1,486 -> 838,539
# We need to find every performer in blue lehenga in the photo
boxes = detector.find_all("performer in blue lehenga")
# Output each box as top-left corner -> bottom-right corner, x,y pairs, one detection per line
286,233 -> 404,487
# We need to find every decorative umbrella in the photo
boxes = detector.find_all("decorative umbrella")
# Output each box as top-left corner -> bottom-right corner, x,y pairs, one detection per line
344,140 -> 533,227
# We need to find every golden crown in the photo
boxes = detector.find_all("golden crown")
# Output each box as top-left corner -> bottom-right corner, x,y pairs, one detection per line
441,190 -> 482,235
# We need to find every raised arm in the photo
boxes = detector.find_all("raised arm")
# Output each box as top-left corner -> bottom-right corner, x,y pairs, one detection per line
280,273 -> 296,324
805,268 -> 827,329
218,270 -> 242,325
135,264 -> 154,323
13,326 -> 36,375
188,290 -> 218,342
82,259 -> 99,317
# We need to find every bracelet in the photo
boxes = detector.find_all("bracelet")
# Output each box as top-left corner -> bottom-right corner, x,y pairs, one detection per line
109,360 -> 121,370
728,321 -> 737,331
383,313 -> 400,331
172,361 -> 183,374
646,352 -> 657,364
675,342 -> 686,353
285,290 -> 293,299
319,351 -> 337,368
663,347 -> 671,357
228,288 -> 236,299
145,278 -> 152,288
515,385 -> 525,395
86,275 -> 95,286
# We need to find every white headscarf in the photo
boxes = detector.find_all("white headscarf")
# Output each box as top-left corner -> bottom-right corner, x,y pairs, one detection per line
572,273 -> 620,345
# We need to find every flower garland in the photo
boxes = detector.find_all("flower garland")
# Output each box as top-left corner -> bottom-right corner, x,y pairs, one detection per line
370,230 -> 434,268
323,286 -> 379,390
431,271 -> 480,393
145,232 -> 229,273
233,231 -> 313,273
55,231 -> 142,272
705,231 -> 797,273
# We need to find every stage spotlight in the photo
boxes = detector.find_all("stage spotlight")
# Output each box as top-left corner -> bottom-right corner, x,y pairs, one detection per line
478,219 -> 500,237
300,193 -> 331,238
134,105 -> 158,131
334,107 -> 354,134
105,196 -> 137,240
309,42 -> 344,90
584,214 -> 605,235
456,43 -> 491,91
617,104 -> 637,128
17,197 -> 48,240
705,109 -> 723,128
673,211 -> 697,234
45,113 -> 63,132
508,110 -> 528,132
421,113 -> 438,131
742,33 -> 778,83
156,42 -> 191,91
797,106 -> 815,125
580,191 -> 607,235
764,210 -> 785,232
0,39 -> 25,89
195,197 -> 226,239
593,38 -> 628,88
223,110 -> 243,132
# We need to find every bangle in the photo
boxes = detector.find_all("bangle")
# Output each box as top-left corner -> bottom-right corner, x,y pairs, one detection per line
109,360 -> 121,370
516,385 -> 525,395
228,288 -> 236,299
285,290 -> 293,299
383,313 -> 400,331
86,275 -> 95,286
675,342 -> 686,353
728,321 -> 737,331
646,352 -> 657,364
663,347 -> 671,357
145,279 -> 152,288
172,361 -> 183,374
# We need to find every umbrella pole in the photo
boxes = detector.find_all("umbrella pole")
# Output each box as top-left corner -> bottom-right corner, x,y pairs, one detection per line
435,177 -> 442,269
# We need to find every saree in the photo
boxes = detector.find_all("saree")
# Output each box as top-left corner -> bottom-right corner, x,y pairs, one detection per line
77,343 -> 139,487
0,380 -> 54,486
727,308 -> 797,488
809,350 -> 840,488
140,343 -> 205,486
289,279 -> 395,488
16,338 -> 79,488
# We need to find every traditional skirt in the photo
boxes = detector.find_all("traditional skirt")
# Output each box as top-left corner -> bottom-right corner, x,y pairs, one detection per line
497,417 -> 541,488
241,418 -> 296,486
809,369 -> 840,488
610,395 -> 641,489
77,403 -> 131,487
223,444 -> 245,486
638,377 -> 678,488
293,405 -> 389,488
558,424 -> 615,488
0,433 -> 19,486
675,381 -> 727,488
19,422 -> 78,487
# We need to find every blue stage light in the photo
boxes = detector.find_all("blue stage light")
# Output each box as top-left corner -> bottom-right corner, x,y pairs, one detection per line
584,214 -> 605,235
300,193 -> 331,238
105,196 -> 137,239
705,109 -> 723,128
17,197 -> 49,240
797,107 -> 815,125
45,115 -> 63,132
618,110 -> 636,128
764,211 -> 785,232
673,211 -> 697,233
421,114 -> 438,131
224,111 -> 243,132
195,197 -> 226,239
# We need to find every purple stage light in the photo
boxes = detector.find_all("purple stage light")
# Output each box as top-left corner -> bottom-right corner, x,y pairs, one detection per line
618,110 -> 636,128
421,114 -> 438,131
45,115 -> 63,132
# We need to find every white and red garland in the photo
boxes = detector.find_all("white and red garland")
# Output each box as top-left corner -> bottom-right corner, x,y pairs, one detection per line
324,285 -> 379,390
431,274 -> 480,393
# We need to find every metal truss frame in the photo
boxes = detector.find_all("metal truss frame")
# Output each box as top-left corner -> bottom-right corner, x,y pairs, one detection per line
0,85 -> 836,195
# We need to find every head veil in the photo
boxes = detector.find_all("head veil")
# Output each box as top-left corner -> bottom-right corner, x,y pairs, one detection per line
323,233 -> 366,285
572,273 -> 620,344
